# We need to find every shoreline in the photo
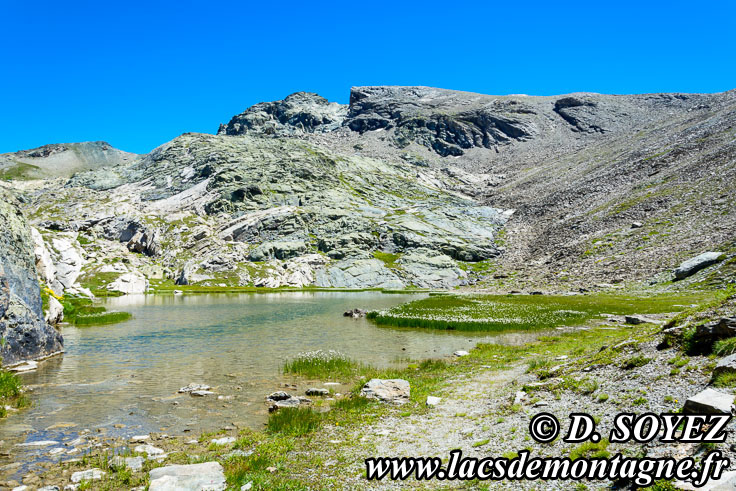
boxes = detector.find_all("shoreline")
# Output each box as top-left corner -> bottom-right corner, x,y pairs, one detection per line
1,287 -> 733,489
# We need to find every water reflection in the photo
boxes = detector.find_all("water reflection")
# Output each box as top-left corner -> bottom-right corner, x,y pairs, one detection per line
0,292 -> 539,472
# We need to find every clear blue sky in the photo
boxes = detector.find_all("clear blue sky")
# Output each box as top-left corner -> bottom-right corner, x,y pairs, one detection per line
2,0 -> 734,154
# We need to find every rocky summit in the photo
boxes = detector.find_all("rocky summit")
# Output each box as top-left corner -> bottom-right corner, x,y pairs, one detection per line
1,85 -> 735,362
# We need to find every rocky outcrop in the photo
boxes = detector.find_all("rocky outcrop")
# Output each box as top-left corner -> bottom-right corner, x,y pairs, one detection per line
218,92 -> 347,136
0,187 -> 63,365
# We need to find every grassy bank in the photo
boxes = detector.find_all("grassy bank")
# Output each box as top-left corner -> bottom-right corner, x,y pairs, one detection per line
367,292 -> 714,332
0,370 -> 29,417
147,279 -> 429,295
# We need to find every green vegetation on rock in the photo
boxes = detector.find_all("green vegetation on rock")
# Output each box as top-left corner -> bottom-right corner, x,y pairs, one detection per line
61,297 -> 131,326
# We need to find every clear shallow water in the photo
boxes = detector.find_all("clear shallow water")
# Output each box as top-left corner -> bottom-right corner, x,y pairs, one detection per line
0,292 -> 537,472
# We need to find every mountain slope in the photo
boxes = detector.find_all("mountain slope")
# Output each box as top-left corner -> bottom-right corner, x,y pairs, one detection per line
4,86 -> 735,294
0,141 -> 138,180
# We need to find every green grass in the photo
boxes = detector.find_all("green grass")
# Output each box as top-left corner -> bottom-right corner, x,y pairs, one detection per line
283,350 -> 367,380
0,370 -> 29,417
569,439 -> 610,460
621,356 -> 652,369
61,297 -> 132,326
713,338 -> 736,356
367,292 -> 710,332
372,251 -> 402,269
712,372 -> 736,388
267,408 -> 323,436
0,162 -> 40,181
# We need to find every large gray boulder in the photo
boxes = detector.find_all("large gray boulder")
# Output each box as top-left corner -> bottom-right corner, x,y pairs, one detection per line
674,252 -> 723,280
149,462 -> 226,491
0,188 -> 64,365
107,271 -> 148,294
360,379 -> 410,405
683,388 -> 734,414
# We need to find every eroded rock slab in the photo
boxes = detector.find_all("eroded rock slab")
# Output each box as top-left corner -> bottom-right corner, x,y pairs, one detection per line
149,462 -> 226,491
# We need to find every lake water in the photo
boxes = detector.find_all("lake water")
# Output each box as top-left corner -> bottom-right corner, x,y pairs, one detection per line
0,292 -> 537,473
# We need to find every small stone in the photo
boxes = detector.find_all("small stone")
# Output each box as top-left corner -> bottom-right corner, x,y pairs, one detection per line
110,456 -> 144,471
306,388 -> 329,397
178,383 -> 211,393
130,435 -> 150,443
266,391 -> 291,401
453,350 -> 470,357
241,483 -> 253,491
149,462 -> 226,491
15,440 -> 59,447
426,396 -> 441,407
191,390 -> 215,396
133,444 -> 165,456
71,469 -> 105,483
513,391 -> 527,405
266,466 -> 277,473
210,436 -> 236,446
631,222 -> 643,229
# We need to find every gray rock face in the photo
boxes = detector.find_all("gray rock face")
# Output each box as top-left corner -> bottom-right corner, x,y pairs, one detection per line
315,258 -> 404,289
674,252 -> 723,280
99,217 -> 161,257
0,188 -> 63,365
218,92 -> 347,136
683,388 -> 734,414
360,379 -> 410,404
149,462 -> 226,491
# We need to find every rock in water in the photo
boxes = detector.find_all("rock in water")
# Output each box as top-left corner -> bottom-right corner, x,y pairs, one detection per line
683,388 -> 734,414
674,252 -> 723,280
0,188 -> 63,365
149,462 -> 226,491
360,379 -> 410,404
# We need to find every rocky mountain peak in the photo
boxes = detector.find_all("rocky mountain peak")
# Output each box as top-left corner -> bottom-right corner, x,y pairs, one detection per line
217,92 -> 347,137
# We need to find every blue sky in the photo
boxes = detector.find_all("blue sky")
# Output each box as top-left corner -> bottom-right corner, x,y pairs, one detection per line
2,1 -> 734,154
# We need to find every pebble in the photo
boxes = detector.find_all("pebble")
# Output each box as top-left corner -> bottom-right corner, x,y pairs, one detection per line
210,436 -> 236,446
